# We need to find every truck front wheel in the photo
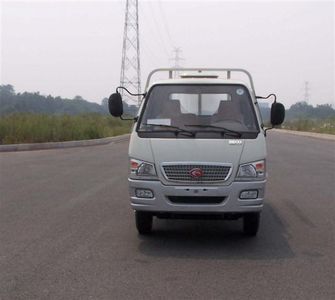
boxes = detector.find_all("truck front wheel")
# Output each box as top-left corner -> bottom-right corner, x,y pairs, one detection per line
135,211 -> 153,234
243,212 -> 260,236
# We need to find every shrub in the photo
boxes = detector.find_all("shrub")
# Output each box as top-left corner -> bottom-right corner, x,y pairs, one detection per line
0,113 -> 132,144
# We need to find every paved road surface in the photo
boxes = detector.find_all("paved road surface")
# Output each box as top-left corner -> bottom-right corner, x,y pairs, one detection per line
0,132 -> 334,299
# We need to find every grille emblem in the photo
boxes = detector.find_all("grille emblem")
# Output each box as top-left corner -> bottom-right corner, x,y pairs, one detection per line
189,168 -> 203,178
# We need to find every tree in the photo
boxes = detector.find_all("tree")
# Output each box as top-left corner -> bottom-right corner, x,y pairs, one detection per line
0,85 -> 106,116
101,98 -> 109,112
314,104 -> 334,119
0,84 -> 15,97
287,101 -> 314,119
73,95 -> 84,101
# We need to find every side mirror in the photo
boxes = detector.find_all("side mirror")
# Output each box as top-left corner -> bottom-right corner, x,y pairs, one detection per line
108,92 -> 123,117
270,102 -> 285,126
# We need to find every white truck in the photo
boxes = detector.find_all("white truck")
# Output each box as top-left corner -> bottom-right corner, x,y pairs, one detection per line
108,68 -> 285,236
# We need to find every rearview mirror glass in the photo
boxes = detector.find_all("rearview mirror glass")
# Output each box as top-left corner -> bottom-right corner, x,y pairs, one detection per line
108,93 -> 123,117
271,102 -> 285,126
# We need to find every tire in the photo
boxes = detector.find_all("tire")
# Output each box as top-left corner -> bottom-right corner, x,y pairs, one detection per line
135,211 -> 153,235
243,212 -> 260,236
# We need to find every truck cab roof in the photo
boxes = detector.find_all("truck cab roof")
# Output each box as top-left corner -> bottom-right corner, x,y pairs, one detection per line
144,68 -> 257,95
148,78 -> 252,90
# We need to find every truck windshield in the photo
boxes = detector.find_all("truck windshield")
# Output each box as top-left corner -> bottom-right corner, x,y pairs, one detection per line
137,84 -> 259,138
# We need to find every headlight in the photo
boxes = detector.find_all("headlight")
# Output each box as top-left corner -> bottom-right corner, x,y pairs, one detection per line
236,160 -> 265,181
130,158 -> 157,179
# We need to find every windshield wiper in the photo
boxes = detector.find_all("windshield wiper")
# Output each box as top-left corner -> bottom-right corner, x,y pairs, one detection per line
184,124 -> 242,137
141,123 -> 195,137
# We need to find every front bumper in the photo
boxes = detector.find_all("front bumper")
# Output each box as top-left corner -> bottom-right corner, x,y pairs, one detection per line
128,179 -> 266,213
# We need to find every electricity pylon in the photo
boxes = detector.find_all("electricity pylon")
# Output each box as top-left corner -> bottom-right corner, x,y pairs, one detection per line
303,81 -> 310,104
171,47 -> 184,68
120,0 -> 141,105
170,47 -> 185,78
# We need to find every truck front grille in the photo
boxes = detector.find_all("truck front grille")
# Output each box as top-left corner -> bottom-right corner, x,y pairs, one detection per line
162,163 -> 232,183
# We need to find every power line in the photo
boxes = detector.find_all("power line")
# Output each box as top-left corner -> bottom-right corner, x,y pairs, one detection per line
157,0 -> 174,48
146,1 -> 171,58
140,37 -> 161,66
137,10 -> 161,60
138,2 -> 171,62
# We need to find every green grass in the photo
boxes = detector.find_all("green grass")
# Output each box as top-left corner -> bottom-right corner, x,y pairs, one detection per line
281,118 -> 335,135
1,114 -> 333,145
0,113 -> 132,144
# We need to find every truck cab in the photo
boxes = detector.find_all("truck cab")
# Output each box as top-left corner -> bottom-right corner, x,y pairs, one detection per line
108,68 -> 285,236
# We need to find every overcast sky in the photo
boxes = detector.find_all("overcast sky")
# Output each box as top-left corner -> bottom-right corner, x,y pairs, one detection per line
0,0 -> 334,107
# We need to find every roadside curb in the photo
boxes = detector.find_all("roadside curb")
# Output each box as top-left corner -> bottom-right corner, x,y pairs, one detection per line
274,129 -> 335,141
0,134 -> 130,152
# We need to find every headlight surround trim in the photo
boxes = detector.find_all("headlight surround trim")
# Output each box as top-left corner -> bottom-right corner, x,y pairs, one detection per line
129,158 -> 158,180
236,160 -> 266,181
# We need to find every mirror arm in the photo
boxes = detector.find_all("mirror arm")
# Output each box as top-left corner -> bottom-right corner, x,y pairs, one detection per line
256,93 -> 277,103
116,86 -> 146,97
120,115 -> 138,122
264,126 -> 274,136
112,87 -> 144,121
257,94 -> 283,136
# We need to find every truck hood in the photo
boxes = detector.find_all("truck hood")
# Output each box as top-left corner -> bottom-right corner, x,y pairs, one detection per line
150,138 -> 244,185
128,132 -> 266,186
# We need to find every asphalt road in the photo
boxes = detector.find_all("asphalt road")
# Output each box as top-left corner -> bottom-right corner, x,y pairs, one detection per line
0,132 -> 334,300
